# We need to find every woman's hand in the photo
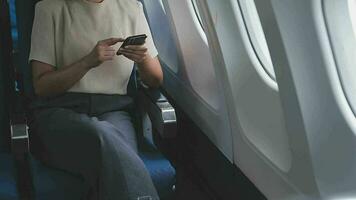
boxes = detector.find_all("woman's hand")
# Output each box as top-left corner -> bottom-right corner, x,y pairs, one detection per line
117,44 -> 150,64
118,43 -> 163,88
83,38 -> 124,68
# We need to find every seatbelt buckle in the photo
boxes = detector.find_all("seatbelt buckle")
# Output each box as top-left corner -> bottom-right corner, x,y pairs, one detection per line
10,113 -> 30,155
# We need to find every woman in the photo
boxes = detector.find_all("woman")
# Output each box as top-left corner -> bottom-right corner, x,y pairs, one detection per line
29,0 -> 163,199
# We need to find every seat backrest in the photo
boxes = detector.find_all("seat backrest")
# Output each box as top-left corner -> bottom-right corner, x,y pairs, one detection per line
0,39 -> 8,153
0,0 -> 40,153
0,0 -> 14,153
14,0 -> 37,97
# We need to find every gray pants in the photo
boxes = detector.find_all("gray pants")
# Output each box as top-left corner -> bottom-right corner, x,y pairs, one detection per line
30,93 -> 159,200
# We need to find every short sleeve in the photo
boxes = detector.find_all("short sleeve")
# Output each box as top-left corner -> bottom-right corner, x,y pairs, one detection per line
29,2 -> 56,67
136,2 -> 158,58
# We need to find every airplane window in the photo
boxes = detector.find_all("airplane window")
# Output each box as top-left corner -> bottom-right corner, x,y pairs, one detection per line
345,0 -> 356,115
190,0 -> 208,45
324,0 -> 356,116
191,0 -> 204,31
349,0 -> 356,35
238,0 -> 276,81
159,0 -> 166,14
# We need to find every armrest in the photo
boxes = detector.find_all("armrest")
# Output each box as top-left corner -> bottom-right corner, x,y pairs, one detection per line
139,87 -> 177,139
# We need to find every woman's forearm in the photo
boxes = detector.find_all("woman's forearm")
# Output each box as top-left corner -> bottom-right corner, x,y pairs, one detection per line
33,38 -> 122,97
117,44 -> 163,88
137,56 -> 163,88
33,58 -> 91,97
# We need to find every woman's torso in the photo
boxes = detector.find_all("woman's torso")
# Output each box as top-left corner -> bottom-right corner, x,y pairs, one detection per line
42,0 -> 142,94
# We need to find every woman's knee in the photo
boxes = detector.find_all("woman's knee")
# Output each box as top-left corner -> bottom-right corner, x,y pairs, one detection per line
81,120 -> 127,158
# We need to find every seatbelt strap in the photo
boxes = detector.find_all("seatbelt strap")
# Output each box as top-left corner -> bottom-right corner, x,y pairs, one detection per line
1,1 -> 34,199
1,0 -> 14,152
0,0 -> 29,153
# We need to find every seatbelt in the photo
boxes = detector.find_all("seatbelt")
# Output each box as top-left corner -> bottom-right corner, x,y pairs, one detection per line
1,0 -> 34,199
1,0 -> 28,152
1,0 -> 15,152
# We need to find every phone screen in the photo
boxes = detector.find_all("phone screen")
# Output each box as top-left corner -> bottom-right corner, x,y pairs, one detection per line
117,34 -> 147,55
121,34 -> 147,48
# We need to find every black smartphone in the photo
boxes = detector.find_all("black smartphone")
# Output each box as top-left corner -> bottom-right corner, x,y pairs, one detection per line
117,34 -> 147,55
117,34 -> 147,50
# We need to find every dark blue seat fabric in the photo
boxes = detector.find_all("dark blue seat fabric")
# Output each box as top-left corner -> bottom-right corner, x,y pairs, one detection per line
30,156 -> 86,200
30,138 -> 176,200
140,139 -> 176,199
0,153 -> 86,200
141,153 -> 176,199
0,149 -> 176,200
9,0 -> 18,50
0,154 -> 18,200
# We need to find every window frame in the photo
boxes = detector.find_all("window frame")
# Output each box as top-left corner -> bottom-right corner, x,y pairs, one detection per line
191,0 -> 205,31
158,0 -> 166,14
323,0 -> 356,117
237,0 -> 276,82
189,0 -> 208,44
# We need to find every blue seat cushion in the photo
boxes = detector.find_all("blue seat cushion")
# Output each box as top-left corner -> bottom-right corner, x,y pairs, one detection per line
0,153 -> 85,200
1,144 -> 175,200
0,153 -> 18,200
29,156 -> 86,200
139,139 -> 176,199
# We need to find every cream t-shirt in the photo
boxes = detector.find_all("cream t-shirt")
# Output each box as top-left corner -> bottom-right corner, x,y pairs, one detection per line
29,0 -> 158,95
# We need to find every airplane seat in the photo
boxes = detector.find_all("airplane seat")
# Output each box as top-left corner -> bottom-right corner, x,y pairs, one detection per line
0,154 -> 18,199
139,137 -> 176,199
0,153 -> 85,200
0,1 -> 88,199
1,0 -> 176,199
0,1 -> 23,199
29,157 -> 86,200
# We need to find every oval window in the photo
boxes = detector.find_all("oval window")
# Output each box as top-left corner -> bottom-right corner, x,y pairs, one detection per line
239,0 -> 276,81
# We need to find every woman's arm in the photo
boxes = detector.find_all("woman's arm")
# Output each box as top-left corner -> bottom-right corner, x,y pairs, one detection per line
32,59 -> 89,97
118,45 -> 163,88
32,38 -> 123,97
137,56 -> 163,88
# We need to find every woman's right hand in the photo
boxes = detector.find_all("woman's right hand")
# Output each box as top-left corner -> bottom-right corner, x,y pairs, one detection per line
82,38 -> 124,69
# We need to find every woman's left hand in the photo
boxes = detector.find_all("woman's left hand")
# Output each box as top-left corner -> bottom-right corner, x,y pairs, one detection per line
117,43 -> 163,88
117,44 -> 150,64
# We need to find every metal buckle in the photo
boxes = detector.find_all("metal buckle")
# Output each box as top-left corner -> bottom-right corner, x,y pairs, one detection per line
158,102 -> 177,123
10,114 -> 30,154
10,113 -> 29,139
11,123 -> 29,139
157,102 -> 177,138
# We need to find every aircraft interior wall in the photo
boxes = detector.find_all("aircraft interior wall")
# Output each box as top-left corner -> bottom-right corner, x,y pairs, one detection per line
1,0 -> 356,199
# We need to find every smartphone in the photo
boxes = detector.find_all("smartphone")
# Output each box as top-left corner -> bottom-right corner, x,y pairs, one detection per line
122,34 -> 147,46
117,34 -> 147,54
